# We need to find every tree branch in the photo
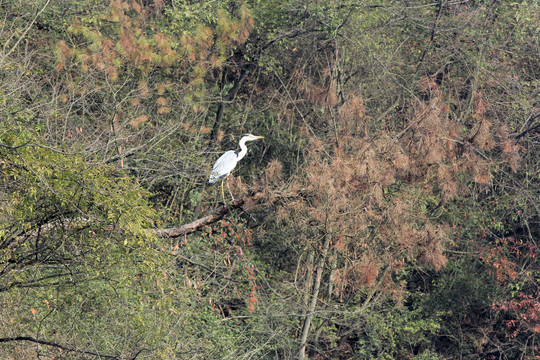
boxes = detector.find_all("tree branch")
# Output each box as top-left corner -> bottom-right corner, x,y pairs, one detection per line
415,0 -> 444,73
261,27 -> 320,52
153,191 -> 264,238
0,141 -> 32,150
514,116 -> 540,144
0,336 -> 144,359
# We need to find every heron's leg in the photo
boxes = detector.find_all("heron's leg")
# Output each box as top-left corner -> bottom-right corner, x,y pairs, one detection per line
220,179 -> 226,202
226,181 -> 235,201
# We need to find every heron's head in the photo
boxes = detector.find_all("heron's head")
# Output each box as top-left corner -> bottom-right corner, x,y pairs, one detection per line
242,133 -> 264,141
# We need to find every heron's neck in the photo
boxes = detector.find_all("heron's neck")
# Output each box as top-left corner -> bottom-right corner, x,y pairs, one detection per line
237,138 -> 249,161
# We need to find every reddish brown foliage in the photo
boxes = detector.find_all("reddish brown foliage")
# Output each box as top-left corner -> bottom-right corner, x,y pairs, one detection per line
493,293 -> 540,338
267,82 -> 522,302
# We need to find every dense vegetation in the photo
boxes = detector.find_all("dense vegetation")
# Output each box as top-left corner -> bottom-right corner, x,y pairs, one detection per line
1,0 -> 538,359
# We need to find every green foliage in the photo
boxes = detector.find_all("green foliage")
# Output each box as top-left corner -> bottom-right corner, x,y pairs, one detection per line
355,303 -> 442,359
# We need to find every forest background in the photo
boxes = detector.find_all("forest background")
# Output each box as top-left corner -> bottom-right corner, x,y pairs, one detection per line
0,0 -> 538,359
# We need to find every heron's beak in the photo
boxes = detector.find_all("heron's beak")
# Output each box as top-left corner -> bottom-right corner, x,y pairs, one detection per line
256,136 -> 264,139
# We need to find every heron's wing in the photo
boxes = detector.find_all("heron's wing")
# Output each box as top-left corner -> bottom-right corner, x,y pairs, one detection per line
209,150 -> 238,184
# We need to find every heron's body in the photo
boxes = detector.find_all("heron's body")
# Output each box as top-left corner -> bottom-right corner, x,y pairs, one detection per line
209,134 -> 264,184
208,150 -> 240,184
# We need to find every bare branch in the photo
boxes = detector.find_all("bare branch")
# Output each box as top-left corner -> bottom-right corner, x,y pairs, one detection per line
153,191 -> 264,238
0,142 -> 31,150
514,115 -> 540,144
0,336 -> 145,359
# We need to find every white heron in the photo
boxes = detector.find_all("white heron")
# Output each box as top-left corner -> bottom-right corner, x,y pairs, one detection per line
209,133 -> 264,198
209,133 -> 264,183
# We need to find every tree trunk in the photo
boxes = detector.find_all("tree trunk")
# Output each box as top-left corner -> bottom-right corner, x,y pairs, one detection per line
301,249 -> 315,314
311,248 -> 338,356
298,233 -> 332,359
